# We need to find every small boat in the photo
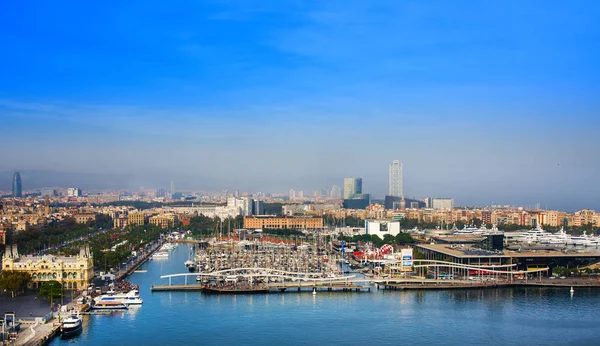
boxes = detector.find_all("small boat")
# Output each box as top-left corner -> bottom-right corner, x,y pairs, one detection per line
152,251 -> 169,259
61,311 -> 82,337
92,301 -> 128,310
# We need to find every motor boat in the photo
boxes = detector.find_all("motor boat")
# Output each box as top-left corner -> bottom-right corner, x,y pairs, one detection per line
152,251 -> 169,259
61,311 -> 82,337
92,301 -> 128,310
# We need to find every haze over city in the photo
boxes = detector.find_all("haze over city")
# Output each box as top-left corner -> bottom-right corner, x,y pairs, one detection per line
1,1 -> 600,211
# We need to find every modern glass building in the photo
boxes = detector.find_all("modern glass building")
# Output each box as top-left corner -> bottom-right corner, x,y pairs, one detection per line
12,172 -> 22,198
343,178 -> 362,199
389,160 -> 403,197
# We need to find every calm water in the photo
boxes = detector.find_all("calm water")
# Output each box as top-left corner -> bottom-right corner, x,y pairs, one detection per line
53,244 -> 600,346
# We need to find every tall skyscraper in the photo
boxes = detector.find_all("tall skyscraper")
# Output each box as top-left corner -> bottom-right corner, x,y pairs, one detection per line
330,185 -> 341,198
170,180 -> 176,196
12,172 -> 22,198
343,178 -> 362,199
389,160 -> 403,197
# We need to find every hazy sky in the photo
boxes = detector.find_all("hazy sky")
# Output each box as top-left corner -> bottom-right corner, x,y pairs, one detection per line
1,1 -> 599,210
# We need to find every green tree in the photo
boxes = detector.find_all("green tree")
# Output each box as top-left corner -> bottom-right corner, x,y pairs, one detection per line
38,280 -> 63,306
395,232 -> 414,244
0,271 -> 31,297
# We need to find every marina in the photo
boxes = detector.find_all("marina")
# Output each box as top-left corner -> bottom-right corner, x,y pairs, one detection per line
47,242 -> 600,346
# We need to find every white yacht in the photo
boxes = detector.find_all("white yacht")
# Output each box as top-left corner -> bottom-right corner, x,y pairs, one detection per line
94,290 -> 143,306
61,311 -> 82,337
152,250 -> 169,259
569,232 -> 592,246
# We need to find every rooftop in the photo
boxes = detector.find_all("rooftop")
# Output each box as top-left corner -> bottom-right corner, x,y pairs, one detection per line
416,244 -> 600,259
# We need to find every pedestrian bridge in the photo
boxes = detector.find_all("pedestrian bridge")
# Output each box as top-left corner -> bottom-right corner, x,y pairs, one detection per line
157,261 -> 549,286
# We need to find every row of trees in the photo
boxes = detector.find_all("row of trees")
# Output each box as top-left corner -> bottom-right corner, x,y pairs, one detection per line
262,228 -> 305,237
337,232 -> 414,247
8,216 -> 112,254
0,271 -> 31,297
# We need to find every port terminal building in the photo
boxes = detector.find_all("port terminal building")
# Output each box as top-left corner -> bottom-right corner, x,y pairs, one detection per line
415,244 -> 600,275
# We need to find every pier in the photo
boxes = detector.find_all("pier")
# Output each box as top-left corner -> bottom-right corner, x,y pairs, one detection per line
114,241 -> 164,281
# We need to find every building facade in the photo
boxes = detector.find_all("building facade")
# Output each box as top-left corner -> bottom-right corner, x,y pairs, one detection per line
2,245 -> 94,290
67,188 -> 82,197
431,198 -> 455,210
244,216 -> 324,229
128,212 -> 146,226
149,214 -> 177,228
388,160 -> 403,197
365,219 -> 402,238
343,178 -> 362,199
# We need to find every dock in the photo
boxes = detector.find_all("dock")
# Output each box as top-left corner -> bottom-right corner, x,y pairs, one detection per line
114,241 -> 164,281
150,281 -> 371,294
14,321 -> 60,346
151,284 -> 205,292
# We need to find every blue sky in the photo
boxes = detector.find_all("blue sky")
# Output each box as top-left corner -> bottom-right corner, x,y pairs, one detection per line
1,1 -> 599,210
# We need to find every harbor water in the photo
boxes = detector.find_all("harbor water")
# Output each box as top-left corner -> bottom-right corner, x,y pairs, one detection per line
52,243 -> 600,346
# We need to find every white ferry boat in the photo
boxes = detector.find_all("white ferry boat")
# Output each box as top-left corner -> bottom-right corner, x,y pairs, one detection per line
94,290 -> 143,306
92,301 -> 128,310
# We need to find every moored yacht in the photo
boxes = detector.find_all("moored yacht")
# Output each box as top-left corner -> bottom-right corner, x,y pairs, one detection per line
61,311 -> 82,337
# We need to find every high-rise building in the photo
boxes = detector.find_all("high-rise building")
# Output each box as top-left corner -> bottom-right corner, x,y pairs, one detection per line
12,172 -> 22,198
170,181 -> 176,197
430,197 -> 455,210
343,178 -> 362,199
67,187 -> 82,197
253,200 -> 265,215
41,188 -> 56,197
389,160 -> 403,197
330,185 -> 341,198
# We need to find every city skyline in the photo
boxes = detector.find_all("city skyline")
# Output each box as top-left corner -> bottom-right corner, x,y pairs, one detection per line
1,1 -> 599,211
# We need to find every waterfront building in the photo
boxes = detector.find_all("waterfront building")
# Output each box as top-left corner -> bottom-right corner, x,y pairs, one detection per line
2,245 -> 94,290
415,243 -> 600,273
365,219 -> 401,238
343,178 -> 362,199
12,172 -> 22,198
389,160 -> 403,197
244,216 -> 324,229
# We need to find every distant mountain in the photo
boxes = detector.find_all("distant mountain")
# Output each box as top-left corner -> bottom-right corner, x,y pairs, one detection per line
0,170 -> 133,191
